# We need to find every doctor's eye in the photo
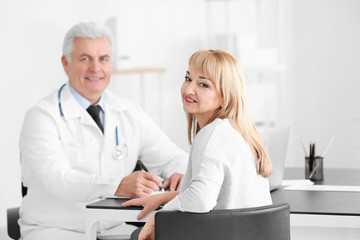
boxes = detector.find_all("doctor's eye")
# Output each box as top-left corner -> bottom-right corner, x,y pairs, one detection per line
80,56 -> 90,61
100,56 -> 111,62
184,76 -> 191,82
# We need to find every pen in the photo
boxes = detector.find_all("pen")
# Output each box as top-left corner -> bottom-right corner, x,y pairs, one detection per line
136,160 -> 163,191
321,137 -> 335,157
309,160 -> 319,179
309,143 -> 314,172
137,160 -> 150,172
301,139 -> 308,157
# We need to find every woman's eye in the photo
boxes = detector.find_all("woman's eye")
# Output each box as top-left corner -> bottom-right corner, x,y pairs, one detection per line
184,76 -> 191,81
200,83 -> 209,88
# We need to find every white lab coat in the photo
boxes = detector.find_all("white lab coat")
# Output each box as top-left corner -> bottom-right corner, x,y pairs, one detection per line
19,84 -> 188,238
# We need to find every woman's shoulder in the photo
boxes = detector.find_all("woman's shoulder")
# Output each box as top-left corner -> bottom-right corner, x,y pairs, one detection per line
199,118 -> 230,133
195,118 -> 228,141
196,118 -> 247,150
203,118 -> 240,139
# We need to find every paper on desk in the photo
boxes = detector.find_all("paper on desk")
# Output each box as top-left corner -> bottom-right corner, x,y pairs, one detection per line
284,184 -> 360,192
111,189 -> 166,199
281,179 -> 314,187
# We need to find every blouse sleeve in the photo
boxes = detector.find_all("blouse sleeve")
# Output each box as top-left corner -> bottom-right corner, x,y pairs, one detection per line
163,149 -> 225,212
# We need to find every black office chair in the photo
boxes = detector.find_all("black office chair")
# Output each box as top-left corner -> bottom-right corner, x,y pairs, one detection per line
7,207 -> 21,240
132,203 -> 290,240
7,184 -> 27,240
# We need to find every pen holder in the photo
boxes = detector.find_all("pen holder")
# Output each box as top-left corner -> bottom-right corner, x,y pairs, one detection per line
305,156 -> 324,181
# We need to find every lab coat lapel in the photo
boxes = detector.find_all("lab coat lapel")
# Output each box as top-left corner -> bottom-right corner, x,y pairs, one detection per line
103,92 -> 121,138
60,84 -> 101,130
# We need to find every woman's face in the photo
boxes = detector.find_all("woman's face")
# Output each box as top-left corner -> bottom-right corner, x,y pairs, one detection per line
181,65 -> 222,128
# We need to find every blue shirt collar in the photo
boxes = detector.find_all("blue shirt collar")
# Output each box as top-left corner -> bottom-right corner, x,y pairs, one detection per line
68,84 -> 105,112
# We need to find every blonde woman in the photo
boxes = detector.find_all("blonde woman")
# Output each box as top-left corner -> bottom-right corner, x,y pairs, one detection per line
123,49 -> 273,240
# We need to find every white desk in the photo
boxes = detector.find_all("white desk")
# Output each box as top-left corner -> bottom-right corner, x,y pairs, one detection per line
85,168 -> 360,240
85,198 -> 158,240
272,168 -> 360,240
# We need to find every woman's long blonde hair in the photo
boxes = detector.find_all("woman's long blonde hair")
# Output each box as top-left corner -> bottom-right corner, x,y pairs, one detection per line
186,49 -> 272,178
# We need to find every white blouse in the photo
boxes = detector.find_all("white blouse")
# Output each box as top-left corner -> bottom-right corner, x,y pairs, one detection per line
163,118 -> 272,212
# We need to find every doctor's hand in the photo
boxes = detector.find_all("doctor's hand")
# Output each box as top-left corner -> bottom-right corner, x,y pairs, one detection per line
115,171 -> 162,197
122,191 -> 178,220
162,173 -> 183,191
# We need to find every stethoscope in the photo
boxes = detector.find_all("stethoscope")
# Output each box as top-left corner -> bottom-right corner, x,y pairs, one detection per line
58,83 -> 127,160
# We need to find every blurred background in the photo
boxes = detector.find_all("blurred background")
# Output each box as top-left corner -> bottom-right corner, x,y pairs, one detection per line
1,0 -> 359,238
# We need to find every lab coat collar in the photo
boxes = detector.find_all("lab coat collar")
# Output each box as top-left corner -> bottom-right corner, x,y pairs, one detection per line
60,84 -> 93,124
59,84 -> 124,134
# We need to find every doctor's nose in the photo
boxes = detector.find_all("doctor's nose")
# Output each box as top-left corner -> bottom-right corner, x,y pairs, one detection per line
89,60 -> 101,72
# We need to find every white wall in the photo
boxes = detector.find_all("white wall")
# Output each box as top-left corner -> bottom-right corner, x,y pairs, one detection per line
285,0 -> 360,168
0,0 -> 205,237
1,0 -> 360,238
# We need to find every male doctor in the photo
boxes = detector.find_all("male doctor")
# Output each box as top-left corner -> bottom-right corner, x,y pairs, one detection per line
19,22 -> 188,240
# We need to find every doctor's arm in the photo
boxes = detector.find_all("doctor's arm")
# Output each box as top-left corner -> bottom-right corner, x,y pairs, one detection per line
136,106 -> 188,190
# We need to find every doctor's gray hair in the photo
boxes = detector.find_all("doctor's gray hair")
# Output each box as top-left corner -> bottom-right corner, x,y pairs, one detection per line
62,22 -> 115,62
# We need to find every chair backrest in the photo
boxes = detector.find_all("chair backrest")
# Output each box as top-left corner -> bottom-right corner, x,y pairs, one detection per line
7,207 -> 21,240
154,203 -> 290,240
7,182 -> 26,240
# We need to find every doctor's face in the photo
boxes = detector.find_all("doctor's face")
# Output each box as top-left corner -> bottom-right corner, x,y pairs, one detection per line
181,65 -> 222,128
62,37 -> 113,104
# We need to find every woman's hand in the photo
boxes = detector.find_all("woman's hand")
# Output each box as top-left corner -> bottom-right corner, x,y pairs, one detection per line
162,173 -> 183,191
122,191 -> 178,220
138,214 -> 155,240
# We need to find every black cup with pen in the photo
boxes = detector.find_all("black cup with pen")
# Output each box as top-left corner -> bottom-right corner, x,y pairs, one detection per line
301,138 -> 334,182
305,144 -> 323,181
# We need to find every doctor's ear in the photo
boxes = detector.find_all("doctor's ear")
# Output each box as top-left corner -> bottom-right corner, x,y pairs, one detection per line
61,56 -> 69,74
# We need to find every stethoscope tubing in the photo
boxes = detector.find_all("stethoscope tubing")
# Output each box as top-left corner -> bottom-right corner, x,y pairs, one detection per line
58,83 -> 66,118
57,83 -> 124,160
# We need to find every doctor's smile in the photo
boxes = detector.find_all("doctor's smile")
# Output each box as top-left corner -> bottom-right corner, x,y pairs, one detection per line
85,76 -> 104,81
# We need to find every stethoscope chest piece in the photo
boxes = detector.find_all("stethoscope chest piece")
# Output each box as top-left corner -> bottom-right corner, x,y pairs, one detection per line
113,126 -> 127,160
113,145 -> 124,160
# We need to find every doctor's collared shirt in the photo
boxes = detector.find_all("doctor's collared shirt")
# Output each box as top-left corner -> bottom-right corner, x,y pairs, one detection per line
68,83 -> 105,125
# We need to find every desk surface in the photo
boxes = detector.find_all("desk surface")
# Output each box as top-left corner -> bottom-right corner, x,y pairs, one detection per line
86,168 -> 360,217
271,168 -> 360,216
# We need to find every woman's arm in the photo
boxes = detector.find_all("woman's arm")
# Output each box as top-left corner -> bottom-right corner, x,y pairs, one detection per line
163,151 -> 225,213
122,191 -> 178,219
